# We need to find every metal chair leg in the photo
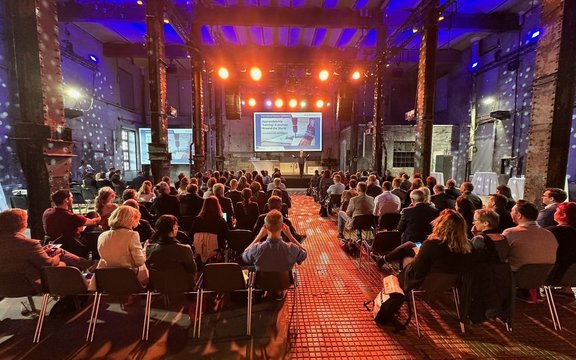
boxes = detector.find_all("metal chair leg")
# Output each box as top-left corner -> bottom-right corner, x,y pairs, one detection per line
88,293 -> 102,342
247,288 -> 252,336
411,290 -> 420,337
197,290 -> 203,338
547,287 -> 561,330
452,288 -> 464,333
86,293 -> 99,342
142,291 -> 152,341
192,290 -> 200,338
543,287 -> 558,331
33,294 -> 50,343
544,286 -> 561,331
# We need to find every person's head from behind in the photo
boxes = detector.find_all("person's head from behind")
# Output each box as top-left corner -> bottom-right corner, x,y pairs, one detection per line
161,176 -> 171,184
250,181 -> 262,193
273,177 -> 282,188
0,209 -> 27,235
368,174 -> 377,184
272,189 -> 282,197
122,189 -> 138,202
460,181 -> 474,193
349,179 -> 358,190
511,200 -> 539,224
264,210 -> 283,235
199,196 -> 223,219
410,178 -> 424,191
123,199 -> 139,210
157,181 -> 170,195
554,202 -> 576,227
357,182 -> 367,194
419,187 -> 431,203
456,195 -> 475,217
433,184 -> 444,195
213,183 -> 225,197
446,179 -> 456,189
206,177 -> 217,189
242,188 -> 253,202
392,178 -> 402,189
429,209 -> 471,254
186,183 -> 198,195
382,181 -> 392,191
267,195 -> 282,211
153,215 -> 179,242
333,174 -> 341,183
496,184 -> 513,199
487,193 -> 508,210
51,189 -> 72,207
410,189 -> 425,204
542,188 -> 567,205
230,179 -> 238,190
426,176 -> 437,188
139,180 -> 153,194
108,205 -> 140,230
179,176 -> 189,189
473,209 -> 500,232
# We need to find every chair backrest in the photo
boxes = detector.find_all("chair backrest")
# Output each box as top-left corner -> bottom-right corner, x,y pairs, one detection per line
372,231 -> 402,254
72,191 -> 86,204
378,213 -> 401,230
351,214 -> 376,230
148,267 -> 194,294
81,187 -> 97,201
329,194 -> 342,207
203,263 -> 246,292
180,216 -> 195,232
281,203 -> 289,217
82,231 -> 103,259
0,272 -> 38,297
227,229 -> 254,253
419,272 -> 460,299
42,267 -> 88,296
514,264 -> 554,289
253,271 -> 293,292
94,267 -> 144,295
556,264 -> 576,287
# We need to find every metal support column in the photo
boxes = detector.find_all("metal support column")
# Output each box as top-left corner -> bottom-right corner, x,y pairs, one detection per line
192,60 -> 206,173
146,0 -> 170,184
214,81 -> 225,172
524,0 -> 576,203
349,89 -> 359,173
9,0 -> 72,239
371,68 -> 384,175
414,0 -> 439,178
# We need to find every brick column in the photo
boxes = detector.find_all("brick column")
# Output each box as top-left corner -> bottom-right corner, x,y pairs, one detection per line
192,60 -> 206,173
524,0 -> 576,203
10,0 -> 72,239
146,0 -> 170,184
414,1 -> 439,178
372,69 -> 384,175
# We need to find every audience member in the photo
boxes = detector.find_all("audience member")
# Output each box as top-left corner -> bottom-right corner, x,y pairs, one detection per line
431,184 -> 455,211
253,196 -> 305,242
391,178 -> 407,204
177,176 -> 190,196
426,176 -> 437,194
189,196 -> 228,250
397,189 -> 439,244
400,173 -> 412,192
123,199 -> 155,243
150,181 -> 181,221
327,174 -> 345,196
95,186 -> 119,230
366,174 -> 383,198
214,183 -> 235,228
267,178 -> 292,208
445,179 -> 462,201
496,184 -> 516,212
373,181 -> 401,217
546,202 -> 576,284
537,188 -> 568,228
456,195 -> 475,238
250,181 -> 268,213
460,182 -> 483,209
234,188 -> 260,230
485,193 -> 515,233
138,180 -> 155,203
503,200 -> 557,272
179,184 -> 204,218
225,179 -> 244,206
337,182 -> 374,239
122,188 -> 153,222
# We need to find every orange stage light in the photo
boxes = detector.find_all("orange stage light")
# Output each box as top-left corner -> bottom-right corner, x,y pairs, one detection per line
274,98 -> 284,108
352,71 -> 361,80
250,67 -> 262,81
300,100 -> 307,108
288,99 -> 298,108
315,99 -> 324,108
217,67 -> 229,80
248,98 -> 257,107
319,70 -> 330,81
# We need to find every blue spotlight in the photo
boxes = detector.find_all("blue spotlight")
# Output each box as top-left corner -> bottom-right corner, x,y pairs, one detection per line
471,61 -> 479,69
87,54 -> 99,63
530,30 -> 541,40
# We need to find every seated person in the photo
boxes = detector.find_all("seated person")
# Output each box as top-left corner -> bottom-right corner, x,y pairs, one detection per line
179,183 -> 205,218
242,210 -> 307,273
547,202 -> 576,284
337,181 -> 374,239
213,183 -> 235,229
253,196 -> 306,242
95,186 -> 119,230
0,209 -> 93,292
503,200 -> 557,272
122,188 -> 153,222
43,190 -> 102,257
123,199 -> 155,243
146,215 -> 197,288
485,193 -> 515,233
150,181 -> 181,221
235,188 -> 260,230
397,189 -> 439,244
189,196 -> 229,250
266,178 -> 292,208
92,206 -> 148,287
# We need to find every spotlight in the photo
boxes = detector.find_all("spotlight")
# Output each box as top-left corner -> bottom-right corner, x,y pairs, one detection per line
412,27 -> 419,33
288,99 -> 298,108
327,102 -> 331,107
65,87 -> 81,100
248,98 -> 257,107
319,70 -> 330,81
471,61 -> 479,69
87,54 -> 99,63
315,99 -> 324,108
300,100 -> 307,108
265,100 -> 273,107
274,99 -> 284,108
482,97 -> 495,105
241,100 -> 246,105
217,67 -> 229,80
163,18 -> 170,24
250,67 -> 262,81
530,30 -> 541,40
438,15 -> 445,21
137,0 -> 143,4
351,71 -> 361,80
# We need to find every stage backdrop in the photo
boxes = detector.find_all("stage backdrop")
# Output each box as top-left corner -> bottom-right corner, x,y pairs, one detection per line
254,112 -> 322,152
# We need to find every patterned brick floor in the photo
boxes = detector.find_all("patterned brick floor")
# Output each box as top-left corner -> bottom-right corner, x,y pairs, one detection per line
1,194 -> 575,359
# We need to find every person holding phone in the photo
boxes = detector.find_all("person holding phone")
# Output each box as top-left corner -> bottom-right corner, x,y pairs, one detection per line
0,209 -> 94,292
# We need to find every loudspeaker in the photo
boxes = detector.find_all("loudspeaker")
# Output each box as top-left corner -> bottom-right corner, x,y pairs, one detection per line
435,155 -> 453,180
224,85 -> 241,120
336,91 -> 353,121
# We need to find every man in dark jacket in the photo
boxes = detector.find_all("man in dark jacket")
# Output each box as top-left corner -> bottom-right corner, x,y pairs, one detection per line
460,182 -> 483,209
225,179 -> 244,206
366,174 -> 383,198
431,184 -> 455,211
397,189 -> 439,243
445,179 -> 462,201
253,196 -> 306,242
486,194 -> 516,233
150,181 -> 181,221
179,184 -> 204,218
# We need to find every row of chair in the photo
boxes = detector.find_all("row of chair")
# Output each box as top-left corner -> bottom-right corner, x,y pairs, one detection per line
20,263 -> 297,343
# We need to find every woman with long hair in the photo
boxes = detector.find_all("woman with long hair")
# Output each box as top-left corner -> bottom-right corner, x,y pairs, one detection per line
95,186 -> 118,230
235,188 -> 260,230
237,176 -> 248,191
178,176 -> 190,196
189,196 -> 229,250
147,215 -> 197,287
138,180 -> 155,202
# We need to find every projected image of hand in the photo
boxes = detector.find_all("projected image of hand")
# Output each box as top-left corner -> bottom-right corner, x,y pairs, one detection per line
299,118 -> 316,147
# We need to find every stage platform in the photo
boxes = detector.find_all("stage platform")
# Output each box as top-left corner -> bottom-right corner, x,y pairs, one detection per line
283,175 -> 311,188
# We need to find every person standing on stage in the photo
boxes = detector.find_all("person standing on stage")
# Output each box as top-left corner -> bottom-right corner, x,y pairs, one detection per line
292,150 -> 309,177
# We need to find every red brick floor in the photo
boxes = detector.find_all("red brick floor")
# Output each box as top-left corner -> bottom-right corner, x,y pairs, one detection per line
287,194 -> 576,359
1,194 -> 576,359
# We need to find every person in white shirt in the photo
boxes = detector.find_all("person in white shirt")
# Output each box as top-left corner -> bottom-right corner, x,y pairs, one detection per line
373,181 -> 401,217
327,174 -> 345,196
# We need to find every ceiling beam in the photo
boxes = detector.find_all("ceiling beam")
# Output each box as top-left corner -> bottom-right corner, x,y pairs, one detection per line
386,12 -> 519,32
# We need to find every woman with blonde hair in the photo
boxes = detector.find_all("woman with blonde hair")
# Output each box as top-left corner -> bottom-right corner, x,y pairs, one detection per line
95,186 -> 118,230
92,205 -> 148,287
138,180 -> 155,202
178,176 -> 190,196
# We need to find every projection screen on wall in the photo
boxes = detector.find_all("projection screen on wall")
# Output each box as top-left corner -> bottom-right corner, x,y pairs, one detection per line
253,112 -> 322,152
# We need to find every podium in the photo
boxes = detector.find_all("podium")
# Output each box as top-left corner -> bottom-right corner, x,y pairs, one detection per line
250,160 -> 280,174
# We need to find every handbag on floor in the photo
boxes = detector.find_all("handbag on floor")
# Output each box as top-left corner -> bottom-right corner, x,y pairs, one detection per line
364,275 -> 411,332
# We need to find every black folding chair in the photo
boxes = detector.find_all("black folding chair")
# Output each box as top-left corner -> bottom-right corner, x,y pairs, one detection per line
226,229 -> 254,263
550,264 -> 576,330
34,267 -> 92,343
378,213 -> 401,231
514,264 -> 558,331
411,272 -> 464,337
0,272 -> 39,319
143,268 -> 198,341
195,263 -> 251,338
346,214 -> 376,268
88,268 -> 147,342
9,195 -> 28,210
362,230 -> 402,266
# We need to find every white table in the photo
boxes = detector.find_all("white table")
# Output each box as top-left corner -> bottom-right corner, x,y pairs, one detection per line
0,183 -> 8,211
430,172 -> 445,186
250,160 -> 280,174
471,172 -> 499,196
507,177 -> 525,200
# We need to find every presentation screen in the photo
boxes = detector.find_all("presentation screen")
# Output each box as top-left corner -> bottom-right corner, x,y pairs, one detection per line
253,112 -> 322,152
138,128 -> 194,165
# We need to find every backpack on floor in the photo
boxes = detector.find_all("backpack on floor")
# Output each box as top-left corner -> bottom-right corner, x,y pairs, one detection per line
364,275 -> 411,332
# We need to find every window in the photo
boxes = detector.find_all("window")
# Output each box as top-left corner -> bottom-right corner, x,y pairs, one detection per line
121,129 -> 137,171
393,141 -> 415,168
